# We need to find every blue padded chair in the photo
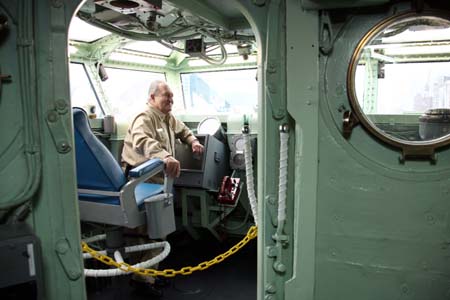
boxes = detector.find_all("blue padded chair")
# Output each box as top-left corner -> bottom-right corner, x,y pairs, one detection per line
73,107 -> 175,238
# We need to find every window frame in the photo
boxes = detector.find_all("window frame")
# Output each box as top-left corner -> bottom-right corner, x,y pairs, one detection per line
347,10 -> 450,160
179,67 -> 258,114
69,62 -> 105,115
98,66 -> 167,121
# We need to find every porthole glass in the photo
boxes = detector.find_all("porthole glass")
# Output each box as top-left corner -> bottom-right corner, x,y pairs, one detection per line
348,11 -> 450,150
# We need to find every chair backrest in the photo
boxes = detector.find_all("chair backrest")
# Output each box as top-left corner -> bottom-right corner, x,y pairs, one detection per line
73,107 -> 126,192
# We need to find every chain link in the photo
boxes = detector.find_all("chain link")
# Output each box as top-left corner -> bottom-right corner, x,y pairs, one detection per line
82,226 -> 257,278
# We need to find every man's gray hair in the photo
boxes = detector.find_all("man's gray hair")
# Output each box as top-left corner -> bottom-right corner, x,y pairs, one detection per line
148,80 -> 166,97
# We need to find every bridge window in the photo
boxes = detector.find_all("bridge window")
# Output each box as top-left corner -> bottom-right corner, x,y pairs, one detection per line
180,69 -> 257,115
69,62 -> 103,116
100,67 -> 165,122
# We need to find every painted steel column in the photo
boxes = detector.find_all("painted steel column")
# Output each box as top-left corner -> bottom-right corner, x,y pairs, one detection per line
33,0 -> 86,298
256,0 -> 292,299
285,1 -> 319,299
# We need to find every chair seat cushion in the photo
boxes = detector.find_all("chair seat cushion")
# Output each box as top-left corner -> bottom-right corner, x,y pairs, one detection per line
79,183 -> 163,207
134,182 -> 164,207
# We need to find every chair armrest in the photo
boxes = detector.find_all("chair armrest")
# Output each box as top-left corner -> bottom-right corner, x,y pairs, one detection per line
121,159 -> 164,206
129,158 -> 173,195
128,158 -> 164,178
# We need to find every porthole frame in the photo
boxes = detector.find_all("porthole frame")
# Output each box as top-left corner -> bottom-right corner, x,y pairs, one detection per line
347,10 -> 450,161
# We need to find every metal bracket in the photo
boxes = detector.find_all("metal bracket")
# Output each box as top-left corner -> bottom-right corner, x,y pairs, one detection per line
319,12 -> 351,56
342,110 -> 359,139
45,100 -> 72,154
319,11 -> 334,55
399,147 -> 436,164
55,238 -> 83,280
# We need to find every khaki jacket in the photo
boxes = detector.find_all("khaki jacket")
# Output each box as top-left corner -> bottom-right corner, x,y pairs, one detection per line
121,105 -> 197,171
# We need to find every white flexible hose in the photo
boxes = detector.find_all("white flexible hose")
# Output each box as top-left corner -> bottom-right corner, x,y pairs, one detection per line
83,241 -> 168,259
82,234 -> 106,244
277,131 -> 289,235
114,251 -> 124,263
84,241 -> 171,277
243,133 -> 258,227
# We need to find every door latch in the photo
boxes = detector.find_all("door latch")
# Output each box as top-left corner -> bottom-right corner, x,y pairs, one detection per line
0,67 -> 12,100
0,14 -> 9,44
342,110 -> 359,139
1,73 -> 11,82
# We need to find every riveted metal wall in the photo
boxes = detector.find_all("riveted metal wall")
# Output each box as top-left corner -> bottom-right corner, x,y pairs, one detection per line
0,1 -> 41,210
315,3 -> 450,300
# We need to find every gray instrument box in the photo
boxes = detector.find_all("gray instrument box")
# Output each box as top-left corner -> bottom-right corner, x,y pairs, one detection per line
175,134 -> 229,191
0,223 -> 43,292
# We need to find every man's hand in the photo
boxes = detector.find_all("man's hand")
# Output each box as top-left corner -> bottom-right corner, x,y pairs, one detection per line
191,140 -> 204,155
163,156 -> 180,178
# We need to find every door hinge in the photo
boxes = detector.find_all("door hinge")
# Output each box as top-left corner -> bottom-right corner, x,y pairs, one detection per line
46,100 -> 72,154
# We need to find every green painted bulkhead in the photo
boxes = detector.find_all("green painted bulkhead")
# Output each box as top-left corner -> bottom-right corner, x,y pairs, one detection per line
0,0 -> 450,299
267,1 -> 450,298
284,1 -> 450,299
313,5 -> 450,299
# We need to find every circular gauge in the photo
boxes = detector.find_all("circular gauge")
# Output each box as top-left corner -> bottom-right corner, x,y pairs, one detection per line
230,135 -> 246,170
231,153 -> 245,170
234,136 -> 245,151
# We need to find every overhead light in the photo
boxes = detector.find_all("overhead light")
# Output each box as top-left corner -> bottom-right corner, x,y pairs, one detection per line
237,43 -> 252,60
95,62 -> 109,81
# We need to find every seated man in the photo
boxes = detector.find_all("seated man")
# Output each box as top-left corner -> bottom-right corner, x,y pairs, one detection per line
121,80 -> 203,295
121,80 -> 204,181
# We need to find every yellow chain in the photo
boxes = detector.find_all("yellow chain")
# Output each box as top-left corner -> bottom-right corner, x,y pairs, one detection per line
82,226 -> 257,277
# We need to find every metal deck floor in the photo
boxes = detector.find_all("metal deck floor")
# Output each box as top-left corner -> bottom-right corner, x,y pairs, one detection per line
86,230 -> 257,300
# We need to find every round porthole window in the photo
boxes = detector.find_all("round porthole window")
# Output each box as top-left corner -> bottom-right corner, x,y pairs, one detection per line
347,11 -> 450,158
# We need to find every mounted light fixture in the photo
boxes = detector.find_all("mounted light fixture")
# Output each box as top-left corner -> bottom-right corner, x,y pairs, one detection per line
237,43 -> 252,60
95,62 -> 108,81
